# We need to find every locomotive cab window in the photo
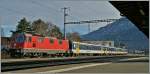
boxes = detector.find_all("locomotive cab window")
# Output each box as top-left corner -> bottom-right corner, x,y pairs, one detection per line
16,34 -> 25,43
38,37 -> 44,42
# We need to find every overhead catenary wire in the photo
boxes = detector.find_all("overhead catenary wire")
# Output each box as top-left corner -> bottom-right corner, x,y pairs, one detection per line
0,6 -> 35,18
29,0 -> 81,34
30,0 -> 81,22
1,0 -> 119,34
27,1 -> 109,26
30,0 -> 62,16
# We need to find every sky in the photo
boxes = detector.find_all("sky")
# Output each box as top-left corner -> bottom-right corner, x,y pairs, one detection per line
0,0 -> 121,37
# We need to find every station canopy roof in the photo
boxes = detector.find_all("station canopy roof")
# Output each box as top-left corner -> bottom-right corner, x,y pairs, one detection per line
110,1 -> 149,38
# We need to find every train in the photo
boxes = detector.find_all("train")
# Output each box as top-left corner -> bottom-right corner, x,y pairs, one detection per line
9,32 -> 128,57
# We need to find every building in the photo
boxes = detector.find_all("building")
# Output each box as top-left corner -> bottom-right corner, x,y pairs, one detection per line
1,37 -> 11,50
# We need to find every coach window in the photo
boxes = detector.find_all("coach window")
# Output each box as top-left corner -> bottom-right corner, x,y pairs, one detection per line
84,45 -> 87,50
97,47 -> 99,50
94,46 -> 97,50
87,46 -> 89,50
73,43 -> 75,49
104,47 -> 106,51
94,46 -> 96,50
112,48 -> 115,51
79,45 -> 81,49
79,45 -> 82,49
111,48 -> 113,51
107,48 -> 109,51
74,44 -> 78,49
81,45 -> 85,50
90,46 -> 93,50
91,46 -> 93,50
92,46 -> 94,50
82,45 -> 85,50
89,46 -> 92,50
99,47 -> 101,50
101,47 -> 103,50
106,47 -> 108,51
83,45 -> 86,50
93,46 -> 95,50
96,46 -> 98,50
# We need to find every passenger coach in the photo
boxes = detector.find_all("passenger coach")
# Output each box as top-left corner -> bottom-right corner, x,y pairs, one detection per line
71,41 -> 127,56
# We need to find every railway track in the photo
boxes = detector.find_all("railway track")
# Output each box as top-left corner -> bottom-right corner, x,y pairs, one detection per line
1,55 -> 146,72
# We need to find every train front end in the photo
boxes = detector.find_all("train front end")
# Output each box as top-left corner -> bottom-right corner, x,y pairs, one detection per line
10,33 -> 26,57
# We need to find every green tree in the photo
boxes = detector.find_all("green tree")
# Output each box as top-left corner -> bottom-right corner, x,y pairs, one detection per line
16,17 -> 31,33
32,19 -> 63,39
66,32 -> 80,41
32,19 -> 48,36
46,22 -> 63,39
49,25 -> 63,39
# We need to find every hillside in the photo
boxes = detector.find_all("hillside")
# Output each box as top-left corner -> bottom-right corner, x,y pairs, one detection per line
81,17 -> 149,50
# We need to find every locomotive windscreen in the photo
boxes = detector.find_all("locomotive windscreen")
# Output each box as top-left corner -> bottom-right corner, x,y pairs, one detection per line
16,33 -> 25,43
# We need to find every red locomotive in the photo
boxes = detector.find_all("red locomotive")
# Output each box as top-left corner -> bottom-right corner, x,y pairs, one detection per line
10,33 -> 70,57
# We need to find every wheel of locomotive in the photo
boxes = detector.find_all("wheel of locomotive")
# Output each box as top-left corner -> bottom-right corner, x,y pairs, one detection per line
9,49 -> 15,58
58,53 -> 64,57
10,49 -> 22,58
39,53 -> 43,58
22,52 -> 29,58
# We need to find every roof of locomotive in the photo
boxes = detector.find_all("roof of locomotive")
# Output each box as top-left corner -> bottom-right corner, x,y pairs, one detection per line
17,32 -> 65,40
